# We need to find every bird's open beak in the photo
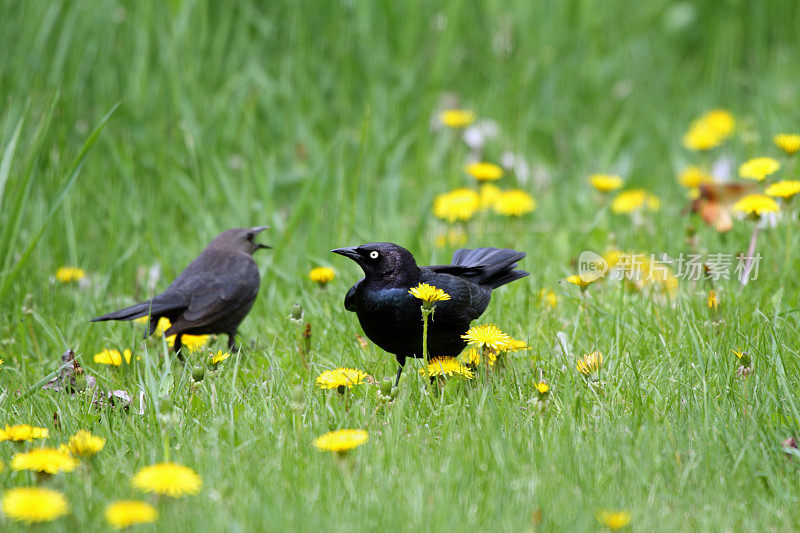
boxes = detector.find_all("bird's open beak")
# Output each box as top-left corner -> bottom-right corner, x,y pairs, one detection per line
252,226 -> 271,250
331,247 -> 360,261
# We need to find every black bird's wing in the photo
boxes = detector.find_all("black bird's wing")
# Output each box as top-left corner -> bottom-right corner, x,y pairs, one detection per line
344,279 -> 362,312
418,269 -> 492,325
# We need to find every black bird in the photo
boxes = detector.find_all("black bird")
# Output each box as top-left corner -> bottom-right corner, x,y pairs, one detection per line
332,242 -> 528,383
92,227 -> 269,354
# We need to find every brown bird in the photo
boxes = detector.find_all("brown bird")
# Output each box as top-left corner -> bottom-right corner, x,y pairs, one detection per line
91,227 -> 269,354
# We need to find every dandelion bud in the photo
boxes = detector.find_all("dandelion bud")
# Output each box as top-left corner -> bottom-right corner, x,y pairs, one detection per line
292,384 -> 304,404
300,323 -> 312,354
191,365 -> 205,382
73,373 -> 88,392
380,377 -> 393,397
289,303 -> 304,322
159,395 -> 173,412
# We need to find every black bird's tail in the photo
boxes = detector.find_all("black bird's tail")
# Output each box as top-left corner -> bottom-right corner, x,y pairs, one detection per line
450,247 -> 529,289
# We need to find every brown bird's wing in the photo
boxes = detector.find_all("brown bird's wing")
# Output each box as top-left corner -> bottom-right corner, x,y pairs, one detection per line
164,251 -> 260,333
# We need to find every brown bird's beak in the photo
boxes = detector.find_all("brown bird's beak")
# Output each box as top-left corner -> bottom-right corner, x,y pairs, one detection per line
331,247 -> 360,261
252,226 -> 271,250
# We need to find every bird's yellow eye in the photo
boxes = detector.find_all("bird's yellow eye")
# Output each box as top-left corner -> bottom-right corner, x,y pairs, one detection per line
369,251 -> 380,259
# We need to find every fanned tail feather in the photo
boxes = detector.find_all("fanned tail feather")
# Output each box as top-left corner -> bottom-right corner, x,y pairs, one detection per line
450,247 -> 529,289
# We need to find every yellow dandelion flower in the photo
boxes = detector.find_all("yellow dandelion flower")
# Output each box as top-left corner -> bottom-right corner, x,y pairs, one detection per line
409,282 -> 451,304
433,188 -> 480,223
313,429 -> 369,453
55,266 -> 85,283
538,288 -> 558,309
166,333 -> 209,353
564,273 -> 602,290
682,124 -> 723,151
603,249 -> 622,268
132,462 -> 202,497
682,109 -> 735,151
134,315 -> 169,333
465,161 -> 504,181
11,447 -> 79,474
210,350 -> 231,365
309,266 -> 335,285
0,424 -> 49,442
704,109 -> 735,136
461,323 -> 512,351
493,189 -> 536,217
707,290 -> 718,311
576,351 -> 603,376
435,228 -> 468,248
739,157 -> 780,181
505,338 -> 529,352
478,183 -> 502,210
732,194 -> 780,216
774,133 -> 800,155
2,487 -> 68,524
596,510 -> 631,530
94,348 -> 132,366
316,368 -> 368,390
589,174 -> 624,193
611,189 -> 660,214
154,316 -> 171,336
439,109 -> 475,129
535,381 -> 550,395
678,166 -> 712,189
623,254 -> 679,297
459,346 -> 493,367
419,357 -> 474,379
731,348 -> 752,368
765,180 -> 800,199
105,500 -> 158,530
66,430 -> 105,457
152,318 -> 208,352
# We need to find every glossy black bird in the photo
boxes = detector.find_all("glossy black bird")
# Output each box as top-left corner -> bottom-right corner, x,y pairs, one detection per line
332,242 -> 528,383
92,227 -> 269,354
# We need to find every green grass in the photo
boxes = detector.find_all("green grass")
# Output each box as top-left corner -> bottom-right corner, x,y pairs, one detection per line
2,0 -> 800,530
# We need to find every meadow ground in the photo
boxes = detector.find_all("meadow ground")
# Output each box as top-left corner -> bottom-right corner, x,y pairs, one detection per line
2,1 -> 800,531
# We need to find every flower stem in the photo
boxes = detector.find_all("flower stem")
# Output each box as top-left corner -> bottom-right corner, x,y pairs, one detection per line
421,305 -> 434,399
740,224 -> 760,286
421,306 -> 432,366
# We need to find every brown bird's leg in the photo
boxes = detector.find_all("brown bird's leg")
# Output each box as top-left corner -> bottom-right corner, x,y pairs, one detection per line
227,331 -> 238,351
144,315 -> 159,340
174,333 -> 184,361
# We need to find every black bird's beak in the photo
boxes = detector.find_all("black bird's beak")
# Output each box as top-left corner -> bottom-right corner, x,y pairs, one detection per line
252,226 -> 271,250
331,247 -> 360,261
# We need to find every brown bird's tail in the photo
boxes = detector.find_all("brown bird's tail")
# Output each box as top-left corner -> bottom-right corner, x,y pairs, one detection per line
91,300 -> 176,323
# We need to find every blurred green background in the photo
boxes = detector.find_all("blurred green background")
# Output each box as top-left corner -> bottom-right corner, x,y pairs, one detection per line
2,2 -> 799,313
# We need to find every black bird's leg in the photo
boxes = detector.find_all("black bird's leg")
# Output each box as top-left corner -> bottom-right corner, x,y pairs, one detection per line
394,356 -> 407,386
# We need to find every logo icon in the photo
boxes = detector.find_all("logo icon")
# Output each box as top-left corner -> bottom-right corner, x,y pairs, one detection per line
578,251 -> 608,282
